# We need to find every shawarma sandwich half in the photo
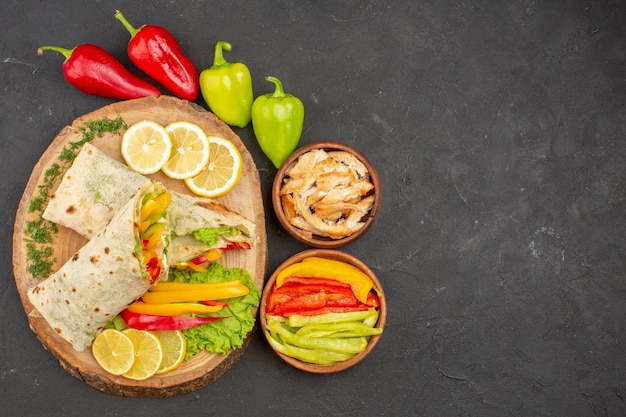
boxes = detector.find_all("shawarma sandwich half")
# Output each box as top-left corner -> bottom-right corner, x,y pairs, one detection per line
43,142 -> 255,269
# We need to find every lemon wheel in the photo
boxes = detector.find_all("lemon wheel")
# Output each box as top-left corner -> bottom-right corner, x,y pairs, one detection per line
91,329 -> 135,376
184,136 -> 243,197
161,121 -> 210,179
121,120 -> 172,174
154,330 -> 187,374
122,329 -> 164,381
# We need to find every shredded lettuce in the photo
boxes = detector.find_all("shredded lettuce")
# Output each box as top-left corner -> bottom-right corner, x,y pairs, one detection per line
168,263 -> 261,359
192,227 -> 243,248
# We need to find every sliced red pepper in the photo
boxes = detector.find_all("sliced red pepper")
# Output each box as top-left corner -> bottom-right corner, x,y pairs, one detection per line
271,292 -> 362,315
266,277 -> 381,317
274,283 -> 355,296
120,309 -> 227,331
223,241 -> 251,251
281,305 -> 370,317
267,284 -> 279,314
280,276 -> 353,289
190,255 -> 208,265
144,256 -> 161,282
145,264 -> 161,282
273,292 -> 327,314
200,300 -> 228,307
267,281 -> 366,315
366,291 -> 381,308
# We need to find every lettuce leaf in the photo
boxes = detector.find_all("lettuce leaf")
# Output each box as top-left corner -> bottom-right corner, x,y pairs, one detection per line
192,226 -> 244,248
167,263 -> 260,359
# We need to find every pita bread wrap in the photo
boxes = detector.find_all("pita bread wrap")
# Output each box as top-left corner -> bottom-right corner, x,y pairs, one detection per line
166,192 -> 254,264
43,143 -> 148,239
27,181 -> 170,351
43,143 -> 254,265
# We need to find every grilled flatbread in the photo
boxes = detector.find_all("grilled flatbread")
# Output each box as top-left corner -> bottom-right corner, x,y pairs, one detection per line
28,181 -> 169,351
43,143 -> 254,264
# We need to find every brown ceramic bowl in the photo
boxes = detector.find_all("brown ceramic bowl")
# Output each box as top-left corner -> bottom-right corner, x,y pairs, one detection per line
260,249 -> 386,373
272,141 -> 381,248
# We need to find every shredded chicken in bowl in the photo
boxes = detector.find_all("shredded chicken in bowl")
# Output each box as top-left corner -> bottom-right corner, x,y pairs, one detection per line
279,149 -> 375,239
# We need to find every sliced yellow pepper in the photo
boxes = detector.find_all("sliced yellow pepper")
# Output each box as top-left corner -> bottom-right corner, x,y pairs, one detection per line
142,284 -> 250,304
126,301 -> 223,316
141,248 -> 158,266
143,222 -> 166,250
140,211 -> 164,233
275,257 -> 378,304
149,279 -> 242,292
182,262 -> 208,272
140,199 -> 159,223
140,191 -> 172,223
153,191 -> 172,209
202,249 -> 223,262
175,249 -> 224,272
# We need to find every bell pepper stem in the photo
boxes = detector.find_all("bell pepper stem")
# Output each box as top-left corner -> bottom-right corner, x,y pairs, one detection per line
212,41 -> 232,67
114,10 -> 141,39
265,76 -> 285,98
37,45 -> 75,61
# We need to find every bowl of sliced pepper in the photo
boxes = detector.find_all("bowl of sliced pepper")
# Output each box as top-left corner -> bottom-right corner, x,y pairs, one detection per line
260,249 -> 386,373
272,141 -> 381,248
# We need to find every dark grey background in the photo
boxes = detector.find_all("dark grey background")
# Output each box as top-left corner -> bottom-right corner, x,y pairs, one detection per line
2,1 -> 625,416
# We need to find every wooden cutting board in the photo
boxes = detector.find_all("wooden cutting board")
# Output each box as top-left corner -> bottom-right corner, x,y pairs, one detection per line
12,96 -> 267,397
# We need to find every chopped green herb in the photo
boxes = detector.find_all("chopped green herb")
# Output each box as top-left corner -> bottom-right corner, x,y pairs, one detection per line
25,240 -> 55,279
25,115 -> 127,279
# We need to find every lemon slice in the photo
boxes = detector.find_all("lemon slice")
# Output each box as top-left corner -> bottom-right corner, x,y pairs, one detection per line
92,329 -> 135,376
121,120 -> 172,174
184,136 -> 243,197
122,329 -> 163,380
162,121 -> 210,179
154,330 -> 187,374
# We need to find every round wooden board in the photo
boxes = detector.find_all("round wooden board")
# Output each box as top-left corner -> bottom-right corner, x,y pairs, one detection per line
12,96 -> 267,397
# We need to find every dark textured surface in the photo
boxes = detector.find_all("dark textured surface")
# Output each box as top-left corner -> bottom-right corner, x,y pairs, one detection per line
2,1 -> 625,416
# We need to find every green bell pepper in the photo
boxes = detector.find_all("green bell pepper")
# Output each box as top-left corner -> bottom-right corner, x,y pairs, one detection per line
264,331 -> 356,365
295,321 -> 383,338
266,321 -> 368,354
251,76 -> 304,168
200,41 -> 253,128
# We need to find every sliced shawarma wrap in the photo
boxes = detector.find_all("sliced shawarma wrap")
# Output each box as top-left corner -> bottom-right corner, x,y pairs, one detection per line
27,181 -> 171,351
43,142 -> 148,239
166,193 -> 254,267
42,143 -> 255,267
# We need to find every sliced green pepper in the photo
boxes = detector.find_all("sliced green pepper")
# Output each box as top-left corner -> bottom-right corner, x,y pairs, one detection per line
287,309 -> 378,327
295,321 -> 383,338
200,41 -> 253,128
266,322 -> 368,354
251,76 -> 304,168
265,331 -> 356,365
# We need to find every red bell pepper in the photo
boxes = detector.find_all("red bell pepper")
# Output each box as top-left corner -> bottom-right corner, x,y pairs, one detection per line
223,241 -> 251,251
144,257 -> 161,283
266,279 -> 379,317
281,305 -> 371,317
200,300 -> 228,307
37,44 -> 161,99
280,276 -> 353,289
120,309 -> 227,331
114,10 -> 199,101
271,283 -> 356,299
366,291 -> 381,308
273,293 -> 362,314
190,256 -> 208,265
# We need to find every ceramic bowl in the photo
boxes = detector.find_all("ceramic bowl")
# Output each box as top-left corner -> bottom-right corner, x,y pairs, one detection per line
272,141 -> 381,248
260,249 -> 386,373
